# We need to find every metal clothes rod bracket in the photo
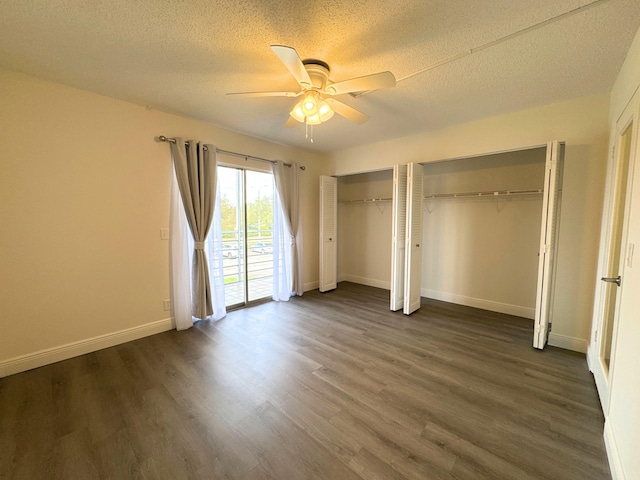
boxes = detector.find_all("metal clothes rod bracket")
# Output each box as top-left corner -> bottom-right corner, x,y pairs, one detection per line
156,135 -> 305,170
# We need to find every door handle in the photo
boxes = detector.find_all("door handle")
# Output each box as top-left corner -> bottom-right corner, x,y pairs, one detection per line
601,276 -> 621,287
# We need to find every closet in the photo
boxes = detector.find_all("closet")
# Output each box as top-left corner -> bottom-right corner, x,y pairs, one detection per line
337,170 -> 394,289
421,147 -> 547,317
405,141 -> 564,348
320,141 -> 564,349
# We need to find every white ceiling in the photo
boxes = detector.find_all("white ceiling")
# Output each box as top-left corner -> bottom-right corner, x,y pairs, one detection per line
1,0 -> 639,152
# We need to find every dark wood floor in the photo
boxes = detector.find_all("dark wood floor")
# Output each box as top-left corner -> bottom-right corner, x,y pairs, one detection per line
0,283 -> 610,480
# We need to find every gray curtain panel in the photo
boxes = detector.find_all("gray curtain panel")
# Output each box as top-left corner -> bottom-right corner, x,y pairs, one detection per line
170,138 -> 218,319
273,161 -> 303,295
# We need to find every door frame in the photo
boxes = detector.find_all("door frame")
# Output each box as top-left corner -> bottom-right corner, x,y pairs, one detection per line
588,92 -> 639,414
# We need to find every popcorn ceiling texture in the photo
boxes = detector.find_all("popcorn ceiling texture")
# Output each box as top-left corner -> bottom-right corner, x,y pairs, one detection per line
0,0 -> 638,151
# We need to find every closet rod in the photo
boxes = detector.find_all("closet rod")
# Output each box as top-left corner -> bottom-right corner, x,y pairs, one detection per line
425,189 -> 542,199
340,197 -> 392,204
156,135 -> 305,170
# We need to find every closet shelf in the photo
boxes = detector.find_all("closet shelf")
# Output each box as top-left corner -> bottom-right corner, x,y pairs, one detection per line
424,189 -> 543,199
339,197 -> 392,204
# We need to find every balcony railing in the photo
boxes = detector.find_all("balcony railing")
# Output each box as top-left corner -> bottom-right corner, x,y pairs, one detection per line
221,229 -> 273,306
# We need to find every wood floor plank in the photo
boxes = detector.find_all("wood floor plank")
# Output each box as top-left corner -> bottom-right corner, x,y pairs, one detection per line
236,401 -> 363,480
0,282 -> 610,479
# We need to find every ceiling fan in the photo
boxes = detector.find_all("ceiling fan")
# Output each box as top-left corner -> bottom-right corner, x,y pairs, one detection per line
227,45 -> 396,130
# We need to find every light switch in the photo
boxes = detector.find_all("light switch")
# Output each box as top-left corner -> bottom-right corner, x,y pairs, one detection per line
160,228 -> 169,240
627,243 -> 634,268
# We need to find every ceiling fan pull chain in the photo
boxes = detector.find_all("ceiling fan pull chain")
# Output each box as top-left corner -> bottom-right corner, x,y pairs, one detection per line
310,124 -> 314,143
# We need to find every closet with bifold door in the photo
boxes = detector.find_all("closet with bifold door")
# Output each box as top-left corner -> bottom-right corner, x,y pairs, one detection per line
411,141 -> 564,349
321,141 -> 564,350
319,170 -> 394,293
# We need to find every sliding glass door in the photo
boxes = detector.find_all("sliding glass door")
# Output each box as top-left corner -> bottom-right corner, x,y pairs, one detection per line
218,166 -> 274,308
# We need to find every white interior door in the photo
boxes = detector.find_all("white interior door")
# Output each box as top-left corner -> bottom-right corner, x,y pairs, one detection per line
390,164 -> 408,311
589,94 -> 637,413
533,141 -> 565,349
403,162 -> 423,315
319,175 -> 337,292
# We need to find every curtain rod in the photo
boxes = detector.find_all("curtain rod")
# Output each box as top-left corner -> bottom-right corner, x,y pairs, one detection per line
156,135 -> 305,170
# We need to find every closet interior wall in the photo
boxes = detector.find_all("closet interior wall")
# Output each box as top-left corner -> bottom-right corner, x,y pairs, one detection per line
422,148 -> 547,319
337,170 -> 393,289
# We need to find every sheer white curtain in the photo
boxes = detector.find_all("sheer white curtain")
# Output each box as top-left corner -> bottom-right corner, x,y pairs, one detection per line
169,138 -> 226,330
271,161 -> 303,300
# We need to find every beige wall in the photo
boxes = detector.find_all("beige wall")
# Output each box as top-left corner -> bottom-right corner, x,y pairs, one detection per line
0,69 -> 327,371
602,25 -> 640,480
328,93 -> 610,350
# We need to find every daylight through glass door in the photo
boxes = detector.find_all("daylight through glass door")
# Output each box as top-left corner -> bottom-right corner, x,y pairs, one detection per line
218,166 -> 274,308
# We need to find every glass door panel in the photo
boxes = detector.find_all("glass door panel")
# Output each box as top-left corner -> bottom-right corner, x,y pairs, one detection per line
246,170 -> 274,302
218,166 -> 246,308
218,166 -> 274,308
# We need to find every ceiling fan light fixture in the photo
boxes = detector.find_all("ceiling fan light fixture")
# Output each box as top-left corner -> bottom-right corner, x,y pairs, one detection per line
318,99 -> 334,122
301,91 -> 319,116
290,103 -> 305,122
290,94 -> 334,125
230,45 -> 396,139
306,113 -> 322,125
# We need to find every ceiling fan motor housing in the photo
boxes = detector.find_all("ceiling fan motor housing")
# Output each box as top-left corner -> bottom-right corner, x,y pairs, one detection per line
302,59 -> 330,90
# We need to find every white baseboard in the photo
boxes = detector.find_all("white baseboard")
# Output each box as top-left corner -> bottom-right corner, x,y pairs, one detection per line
422,289 -> 535,319
0,318 -> 174,378
340,274 -> 390,290
587,345 -> 610,414
547,332 -> 589,353
304,280 -> 319,292
604,419 -> 625,480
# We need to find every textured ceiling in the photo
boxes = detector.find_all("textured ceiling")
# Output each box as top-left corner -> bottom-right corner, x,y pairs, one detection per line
1,0 -> 639,152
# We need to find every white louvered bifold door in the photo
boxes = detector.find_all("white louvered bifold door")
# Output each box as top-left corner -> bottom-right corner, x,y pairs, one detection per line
390,164 -> 408,311
403,162 -> 424,315
319,175 -> 338,292
533,141 -> 565,349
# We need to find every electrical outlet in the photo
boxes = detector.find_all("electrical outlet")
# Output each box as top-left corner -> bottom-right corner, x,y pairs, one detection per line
160,228 -> 169,240
163,299 -> 171,311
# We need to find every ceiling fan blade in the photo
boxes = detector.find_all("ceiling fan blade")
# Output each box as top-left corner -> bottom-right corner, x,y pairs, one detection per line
325,71 -> 396,95
326,99 -> 370,125
270,45 -> 312,88
285,116 -> 301,128
226,91 -> 300,98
